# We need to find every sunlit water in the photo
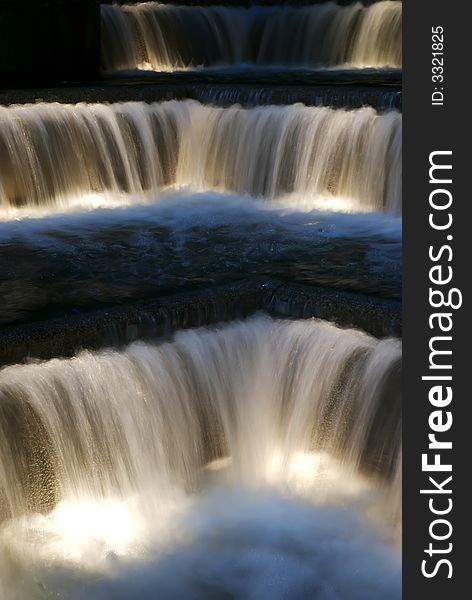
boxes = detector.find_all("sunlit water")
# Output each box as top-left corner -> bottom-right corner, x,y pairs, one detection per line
101,1 -> 402,72
0,100 -> 401,216
0,4 -> 403,594
0,316 -> 401,599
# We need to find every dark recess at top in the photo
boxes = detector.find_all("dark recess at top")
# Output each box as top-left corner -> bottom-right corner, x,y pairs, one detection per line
101,1 -> 385,6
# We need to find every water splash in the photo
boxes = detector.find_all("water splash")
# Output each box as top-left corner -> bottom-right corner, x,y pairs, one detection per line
0,316 -> 401,598
0,316 -> 401,520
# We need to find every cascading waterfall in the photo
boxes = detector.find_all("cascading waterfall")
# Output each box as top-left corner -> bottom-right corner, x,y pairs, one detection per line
0,316 -> 401,521
0,100 -> 401,215
0,2 -> 402,598
0,316 -> 401,598
101,1 -> 402,72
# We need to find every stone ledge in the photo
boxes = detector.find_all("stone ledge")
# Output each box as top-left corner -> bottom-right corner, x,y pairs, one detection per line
0,279 -> 401,367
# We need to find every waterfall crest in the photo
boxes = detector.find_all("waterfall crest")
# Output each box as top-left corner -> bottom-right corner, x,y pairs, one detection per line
0,100 -> 401,214
0,316 -> 401,523
101,1 -> 402,71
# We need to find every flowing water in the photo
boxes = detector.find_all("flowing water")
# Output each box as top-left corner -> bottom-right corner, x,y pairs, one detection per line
191,82 -> 402,110
0,192 -> 401,326
101,1 -> 402,72
0,100 -> 401,216
0,316 -> 401,599
0,5 -> 403,595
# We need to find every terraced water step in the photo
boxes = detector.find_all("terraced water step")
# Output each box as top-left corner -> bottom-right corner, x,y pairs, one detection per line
0,278 -> 401,367
0,80 -> 401,111
102,1 -> 401,72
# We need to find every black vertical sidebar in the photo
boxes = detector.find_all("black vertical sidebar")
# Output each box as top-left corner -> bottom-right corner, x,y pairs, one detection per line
404,0 -> 469,597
